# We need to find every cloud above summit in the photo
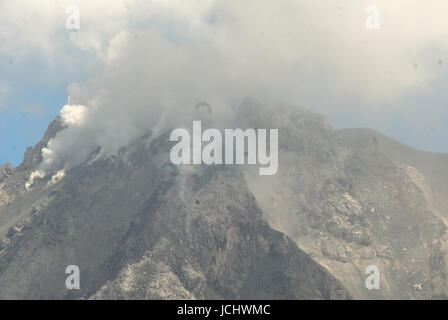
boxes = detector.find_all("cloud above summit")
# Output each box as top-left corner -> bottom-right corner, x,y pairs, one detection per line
2,0 -> 448,171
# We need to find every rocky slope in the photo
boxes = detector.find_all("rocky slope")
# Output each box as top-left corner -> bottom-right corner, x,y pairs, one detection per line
1,98 -> 448,299
243,100 -> 448,299
0,119 -> 349,299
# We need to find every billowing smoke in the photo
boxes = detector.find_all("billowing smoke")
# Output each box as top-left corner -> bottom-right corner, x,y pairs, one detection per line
7,0 -> 446,174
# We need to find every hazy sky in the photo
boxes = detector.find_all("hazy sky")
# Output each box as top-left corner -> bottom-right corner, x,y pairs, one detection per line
1,0 -> 448,167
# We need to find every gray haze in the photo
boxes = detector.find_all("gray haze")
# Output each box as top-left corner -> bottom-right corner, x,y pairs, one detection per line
1,1 -> 447,173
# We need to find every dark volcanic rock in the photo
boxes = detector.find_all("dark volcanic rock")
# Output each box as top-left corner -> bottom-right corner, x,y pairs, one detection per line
0,131 -> 350,299
5,99 -> 448,299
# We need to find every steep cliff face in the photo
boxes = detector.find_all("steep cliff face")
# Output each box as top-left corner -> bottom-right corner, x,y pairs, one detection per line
0,126 -> 350,299
243,101 -> 448,299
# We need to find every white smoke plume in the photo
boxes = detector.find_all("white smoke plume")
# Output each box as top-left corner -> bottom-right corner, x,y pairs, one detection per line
5,0 -> 445,173
25,170 -> 45,189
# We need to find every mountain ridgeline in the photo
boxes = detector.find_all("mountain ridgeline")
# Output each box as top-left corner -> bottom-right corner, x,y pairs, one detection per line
0,99 -> 447,299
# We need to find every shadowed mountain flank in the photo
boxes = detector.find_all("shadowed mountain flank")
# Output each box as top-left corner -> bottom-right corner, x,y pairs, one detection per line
2,99 -> 448,299
0,119 -> 349,299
